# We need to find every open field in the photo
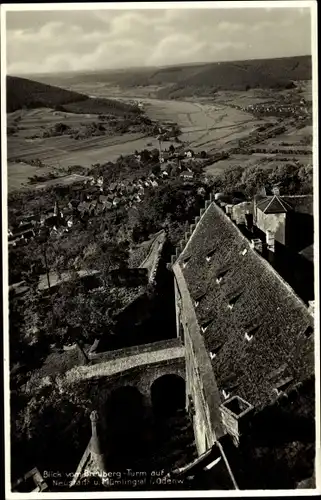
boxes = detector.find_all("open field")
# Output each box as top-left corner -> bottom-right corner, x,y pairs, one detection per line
7,73 -> 312,191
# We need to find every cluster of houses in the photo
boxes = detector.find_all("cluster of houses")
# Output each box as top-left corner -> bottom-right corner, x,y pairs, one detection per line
8,145 -> 206,250
8,203 -> 75,247
244,100 -> 309,119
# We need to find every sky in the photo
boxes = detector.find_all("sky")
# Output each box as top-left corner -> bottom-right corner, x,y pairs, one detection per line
5,6 -> 312,75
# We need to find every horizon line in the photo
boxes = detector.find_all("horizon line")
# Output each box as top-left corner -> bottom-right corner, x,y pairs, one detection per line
7,53 -> 312,79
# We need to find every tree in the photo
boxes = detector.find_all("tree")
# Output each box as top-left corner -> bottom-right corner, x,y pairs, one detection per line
240,165 -> 272,196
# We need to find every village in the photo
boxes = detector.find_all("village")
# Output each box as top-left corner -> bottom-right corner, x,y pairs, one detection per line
8,143 -> 208,248
5,4 -> 316,492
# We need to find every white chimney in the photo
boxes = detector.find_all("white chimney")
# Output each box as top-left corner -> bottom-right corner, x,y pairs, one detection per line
272,186 -> 280,195
225,204 -> 233,215
266,230 -> 275,252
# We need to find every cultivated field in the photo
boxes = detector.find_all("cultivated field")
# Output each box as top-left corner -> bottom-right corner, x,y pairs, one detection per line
7,77 -> 312,191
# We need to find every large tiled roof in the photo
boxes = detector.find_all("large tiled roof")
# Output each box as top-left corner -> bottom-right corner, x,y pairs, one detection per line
175,202 -> 314,409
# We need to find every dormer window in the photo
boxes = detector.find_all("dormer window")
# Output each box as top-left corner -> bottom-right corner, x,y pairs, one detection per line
209,342 -> 224,360
222,389 -> 230,400
206,249 -> 216,262
228,292 -> 243,310
201,318 -> 213,333
194,291 -> 206,308
216,269 -> 229,284
182,256 -> 191,269
244,324 -> 260,341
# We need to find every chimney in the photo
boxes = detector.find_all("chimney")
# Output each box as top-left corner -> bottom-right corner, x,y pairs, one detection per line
220,396 -> 254,447
272,185 -> 280,196
266,230 -> 275,252
225,204 -> 233,216
250,238 -> 263,253
245,212 -> 253,231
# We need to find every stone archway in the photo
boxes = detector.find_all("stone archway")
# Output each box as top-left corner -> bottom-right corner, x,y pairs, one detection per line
151,374 -> 186,417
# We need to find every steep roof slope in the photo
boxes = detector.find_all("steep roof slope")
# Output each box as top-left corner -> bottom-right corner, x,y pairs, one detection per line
256,195 -> 314,215
176,202 -> 314,409
257,195 -> 293,214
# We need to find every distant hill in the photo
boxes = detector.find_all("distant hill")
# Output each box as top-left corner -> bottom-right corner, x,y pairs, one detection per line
27,55 -> 312,98
6,76 -> 140,115
156,55 -> 312,98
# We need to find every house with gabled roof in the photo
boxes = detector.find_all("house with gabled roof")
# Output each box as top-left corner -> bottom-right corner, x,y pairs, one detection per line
171,196 -> 314,467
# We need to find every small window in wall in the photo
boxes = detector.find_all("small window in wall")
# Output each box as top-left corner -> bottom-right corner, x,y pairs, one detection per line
222,389 -> 230,400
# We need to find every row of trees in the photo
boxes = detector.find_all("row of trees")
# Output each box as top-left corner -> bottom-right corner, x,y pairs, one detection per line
210,162 -> 313,198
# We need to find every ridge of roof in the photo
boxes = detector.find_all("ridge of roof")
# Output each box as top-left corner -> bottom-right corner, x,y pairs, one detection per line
257,195 -> 293,214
